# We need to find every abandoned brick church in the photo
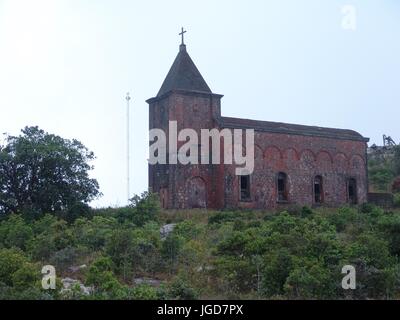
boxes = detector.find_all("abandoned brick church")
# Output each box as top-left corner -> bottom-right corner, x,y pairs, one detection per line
147,40 -> 369,210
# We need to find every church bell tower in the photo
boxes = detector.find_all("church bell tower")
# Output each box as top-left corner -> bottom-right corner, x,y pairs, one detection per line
146,29 -> 224,209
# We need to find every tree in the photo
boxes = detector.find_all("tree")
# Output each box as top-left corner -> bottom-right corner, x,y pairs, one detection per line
0,126 -> 100,218
128,192 -> 160,227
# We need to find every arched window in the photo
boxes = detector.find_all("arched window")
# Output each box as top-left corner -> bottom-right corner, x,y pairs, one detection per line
314,176 -> 323,204
348,178 -> 358,204
277,172 -> 288,201
240,175 -> 251,201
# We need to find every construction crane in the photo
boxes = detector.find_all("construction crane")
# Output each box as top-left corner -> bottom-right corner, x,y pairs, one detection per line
383,135 -> 396,147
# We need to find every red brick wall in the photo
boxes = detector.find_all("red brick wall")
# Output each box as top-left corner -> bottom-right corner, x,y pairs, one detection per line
148,91 -> 368,210
222,132 -> 368,209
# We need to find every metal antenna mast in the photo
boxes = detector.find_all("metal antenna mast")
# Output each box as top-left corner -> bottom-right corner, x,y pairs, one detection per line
126,92 -> 131,203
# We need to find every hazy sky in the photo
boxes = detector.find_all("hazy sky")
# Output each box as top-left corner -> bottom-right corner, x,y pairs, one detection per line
0,0 -> 399,207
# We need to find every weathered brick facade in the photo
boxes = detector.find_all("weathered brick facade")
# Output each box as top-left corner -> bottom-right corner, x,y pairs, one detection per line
147,44 -> 369,210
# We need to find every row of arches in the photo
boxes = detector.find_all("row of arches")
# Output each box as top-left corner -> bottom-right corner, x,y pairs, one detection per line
253,145 -> 365,166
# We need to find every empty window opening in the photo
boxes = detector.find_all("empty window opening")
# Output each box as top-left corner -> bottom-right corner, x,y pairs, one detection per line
278,172 -> 288,201
348,178 -> 358,204
314,176 -> 323,204
240,175 -> 251,201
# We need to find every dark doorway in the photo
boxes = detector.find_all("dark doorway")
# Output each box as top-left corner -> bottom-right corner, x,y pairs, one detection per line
314,176 -> 323,204
240,175 -> 251,201
278,172 -> 288,201
186,177 -> 207,208
348,178 -> 358,204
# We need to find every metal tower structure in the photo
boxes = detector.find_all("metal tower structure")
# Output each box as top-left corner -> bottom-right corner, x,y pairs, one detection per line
126,92 -> 131,203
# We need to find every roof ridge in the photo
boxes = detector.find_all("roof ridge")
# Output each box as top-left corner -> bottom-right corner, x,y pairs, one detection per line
219,116 -> 369,142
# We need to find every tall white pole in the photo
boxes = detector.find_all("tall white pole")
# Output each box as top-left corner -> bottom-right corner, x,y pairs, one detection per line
126,92 -> 131,203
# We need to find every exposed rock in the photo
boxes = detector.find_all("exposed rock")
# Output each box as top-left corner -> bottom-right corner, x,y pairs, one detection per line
160,223 -> 176,240
60,277 -> 93,296
68,264 -> 87,273
196,265 -> 215,272
133,278 -> 161,287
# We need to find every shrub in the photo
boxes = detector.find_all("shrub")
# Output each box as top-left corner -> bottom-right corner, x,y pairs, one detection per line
0,214 -> 33,250
174,220 -> 203,241
282,206 -> 314,218
394,193 -> 400,208
359,203 -> 375,214
168,277 -> 199,300
377,214 -> 400,255
86,256 -> 126,298
11,263 -> 39,290
128,192 -> 160,227
327,207 -> 358,232
73,216 -> 117,251
217,231 -> 251,256
261,249 -> 293,297
0,248 -> 39,297
208,211 -> 237,224
105,229 -> 135,277
347,233 -> 395,269
284,257 -> 337,299
161,234 -> 184,270
129,284 -> 158,300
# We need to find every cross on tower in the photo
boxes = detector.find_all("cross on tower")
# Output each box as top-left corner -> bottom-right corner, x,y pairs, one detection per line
179,27 -> 187,45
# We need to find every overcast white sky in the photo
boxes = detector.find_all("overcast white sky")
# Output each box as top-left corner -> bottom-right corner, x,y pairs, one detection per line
0,0 -> 399,207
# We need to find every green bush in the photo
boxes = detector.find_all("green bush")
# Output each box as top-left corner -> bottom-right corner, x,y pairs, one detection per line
0,214 -> 33,250
208,211 -> 238,224
285,206 -> 314,218
394,193 -> 400,208
261,249 -> 293,297
128,192 -> 160,227
0,248 -> 40,299
377,214 -> 400,255
107,229 -> 140,279
347,233 -> 395,269
11,263 -> 39,290
2,202 -> 400,300
161,234 -> 184,271
168,277 -> 199,300
86,256 -> 126,298
327,207 -> 358,232
73,216 -> 117,251
284,257 -> 337,299
129,284 -> 158,300
174,220 -> 203,241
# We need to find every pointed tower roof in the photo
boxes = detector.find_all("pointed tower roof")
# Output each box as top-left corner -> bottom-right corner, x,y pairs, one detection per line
156,44 -> 212,97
